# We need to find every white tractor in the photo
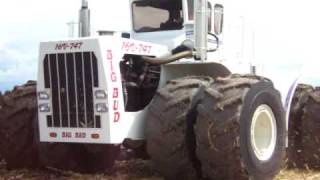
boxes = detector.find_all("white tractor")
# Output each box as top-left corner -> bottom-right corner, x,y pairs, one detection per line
0,0 -> 319,179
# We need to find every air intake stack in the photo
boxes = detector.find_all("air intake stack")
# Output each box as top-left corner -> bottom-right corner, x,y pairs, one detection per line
79,0 -> 90,37
194,0 -> 209,61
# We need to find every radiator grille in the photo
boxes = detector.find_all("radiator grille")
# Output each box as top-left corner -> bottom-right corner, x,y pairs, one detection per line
43,52 -> 100,128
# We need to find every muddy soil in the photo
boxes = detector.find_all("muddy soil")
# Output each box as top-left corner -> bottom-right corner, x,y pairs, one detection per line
0,159 -> 162,180
0,159 -> 320,180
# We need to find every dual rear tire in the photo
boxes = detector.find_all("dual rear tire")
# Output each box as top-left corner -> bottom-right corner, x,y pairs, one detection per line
195,75 -> 286,180
146,76 -> 213,179
288,85 -> 320,169
146,75 -> 286,180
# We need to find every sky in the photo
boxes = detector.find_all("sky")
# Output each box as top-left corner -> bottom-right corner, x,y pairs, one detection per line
1,0 -> 320,92
0,0 -> 129,91
0,0 -> 79,91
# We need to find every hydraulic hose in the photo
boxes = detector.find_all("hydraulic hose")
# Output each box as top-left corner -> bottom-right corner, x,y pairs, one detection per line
141,33 -> 220,65
142,50 -> 193,65
207,33 -> 219,52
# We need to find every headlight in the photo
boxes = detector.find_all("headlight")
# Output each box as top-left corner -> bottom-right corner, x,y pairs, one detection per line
95,90 -> 107,99
96,103 -> 108,113
39,103 -> 50,112
38,92 -> 49,99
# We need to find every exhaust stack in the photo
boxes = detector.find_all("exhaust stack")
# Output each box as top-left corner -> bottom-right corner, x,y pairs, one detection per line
79,0 -> 90,37
194,0 -> 208,61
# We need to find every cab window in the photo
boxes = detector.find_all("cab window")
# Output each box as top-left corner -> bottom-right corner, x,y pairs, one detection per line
132,0 -> 183,32
187,0 -> 194,20
187,0 -> 212,31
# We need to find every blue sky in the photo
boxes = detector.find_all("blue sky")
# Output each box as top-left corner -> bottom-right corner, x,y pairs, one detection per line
1,0 -> 320,92
0,0 -> 79,91
0,0 -> 130,92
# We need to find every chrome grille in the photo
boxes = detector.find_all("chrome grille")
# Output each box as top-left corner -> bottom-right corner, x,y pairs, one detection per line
43,52 -> 100,128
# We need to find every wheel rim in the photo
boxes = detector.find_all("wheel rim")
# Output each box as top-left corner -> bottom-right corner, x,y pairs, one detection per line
250,104 -> 277,161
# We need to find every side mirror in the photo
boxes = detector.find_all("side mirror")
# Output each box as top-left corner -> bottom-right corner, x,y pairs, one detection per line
214,4 -> 224,35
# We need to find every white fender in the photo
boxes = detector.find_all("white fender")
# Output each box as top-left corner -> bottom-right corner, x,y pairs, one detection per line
264,64 -> 320,146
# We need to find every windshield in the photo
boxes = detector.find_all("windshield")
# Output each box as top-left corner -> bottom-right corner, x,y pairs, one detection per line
132,0 -> 183,32
188,0 -> 194,20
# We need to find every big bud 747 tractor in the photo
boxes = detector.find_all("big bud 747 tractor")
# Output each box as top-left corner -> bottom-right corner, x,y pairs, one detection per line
0,0 -> 320,179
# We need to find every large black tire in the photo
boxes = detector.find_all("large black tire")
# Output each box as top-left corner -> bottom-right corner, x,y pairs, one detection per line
293,87 -> 320,169
195,75 -> 286,180
0,81 -> 41,169
0,81 -> 120,173
146,76 -> 213,180
287,84 -> 313,168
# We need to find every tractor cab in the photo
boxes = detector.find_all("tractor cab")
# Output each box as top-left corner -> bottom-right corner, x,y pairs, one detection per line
88,0 -> 223,54
129,0 -> 223,52
130,0 -> 190,50
131,0 -> 184,32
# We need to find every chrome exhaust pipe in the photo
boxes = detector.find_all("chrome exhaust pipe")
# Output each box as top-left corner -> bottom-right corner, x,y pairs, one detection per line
79,0 -> 90,37
194,0 -> 209,61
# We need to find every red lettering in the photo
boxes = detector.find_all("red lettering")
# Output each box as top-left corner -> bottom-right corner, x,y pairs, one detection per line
55,43 -> 67,50
75,132 -> 86,138
77,42 -> 83,49
130,43 -> 135,52
62,132 -> 72,138
111,72 -> 117,82
55,42 -> 83,50
109,58 -> 114,71
140,44 -> 146,53
122,42 -> 130,51
114,112 -> 120,122
70,42 -> 83,49
113,100 -> 119,110
106,49 -> 121,123
122,41 -> 152,54
55,44 -> 61,50
113,88 -> 118,98
107,50 -> 113,60
107,50 -> 116,82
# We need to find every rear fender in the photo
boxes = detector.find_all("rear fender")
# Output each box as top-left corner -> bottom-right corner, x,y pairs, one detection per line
269,65 -> 320,146
159,62 -> 231,88
285,67 -> 320,123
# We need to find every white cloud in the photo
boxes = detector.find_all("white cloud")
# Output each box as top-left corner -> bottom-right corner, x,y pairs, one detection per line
0,0 -> 80,91
0,43 -> 37,90
0,0 -> 131,91
1,0 -> 320,91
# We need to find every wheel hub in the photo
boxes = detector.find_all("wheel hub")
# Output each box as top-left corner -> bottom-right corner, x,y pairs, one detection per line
250,104 -> 277,161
